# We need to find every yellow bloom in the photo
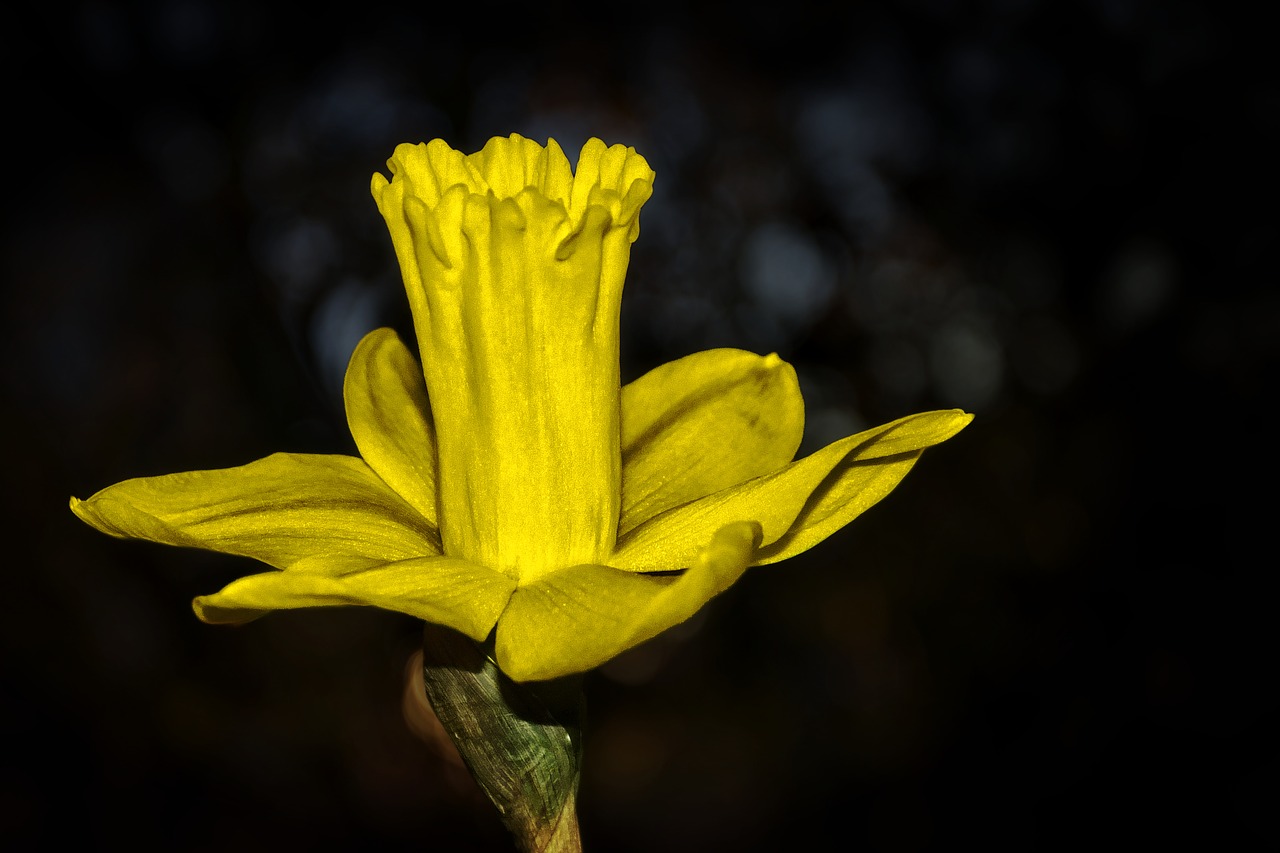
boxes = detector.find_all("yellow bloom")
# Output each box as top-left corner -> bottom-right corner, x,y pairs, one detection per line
71,135 -> 971,682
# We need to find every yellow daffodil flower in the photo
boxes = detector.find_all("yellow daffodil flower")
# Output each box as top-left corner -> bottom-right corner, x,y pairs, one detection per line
71,134 -> 971,682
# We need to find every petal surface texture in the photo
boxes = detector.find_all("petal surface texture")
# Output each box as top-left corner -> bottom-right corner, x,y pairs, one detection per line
495,521 -> 762,682
371,134 -> 656,582
344,327 -> 440,528
611,410 -> 973,571
620,348 -> 804,536
70,453 -> 441,571
193,556 -> 515,640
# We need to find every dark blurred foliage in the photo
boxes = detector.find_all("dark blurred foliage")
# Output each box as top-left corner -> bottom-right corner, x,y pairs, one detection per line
3,0 -> 1275,849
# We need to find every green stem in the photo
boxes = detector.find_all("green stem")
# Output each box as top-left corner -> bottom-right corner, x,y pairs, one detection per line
420,623 -> 585,853
526,790 -> 581,853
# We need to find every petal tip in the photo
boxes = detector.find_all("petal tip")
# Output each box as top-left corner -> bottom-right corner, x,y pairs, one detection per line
69,495 -> 98,529
69,493 -> 114,534
494,634 -> 570,683
191,596 -> 212,623
949,409 -> 976,433
192,595 -> 263,626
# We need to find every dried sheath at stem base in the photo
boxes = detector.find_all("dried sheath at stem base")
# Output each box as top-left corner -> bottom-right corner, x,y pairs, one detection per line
420,623 -> 585,853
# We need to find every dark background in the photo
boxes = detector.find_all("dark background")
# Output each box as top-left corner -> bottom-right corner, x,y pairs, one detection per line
3,1 -> 1274,849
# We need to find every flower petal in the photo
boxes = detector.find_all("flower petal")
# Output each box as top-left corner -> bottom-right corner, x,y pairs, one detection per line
344,327 -> 439,526
495,521 -> 761,682
620,348 -> 804,535
193,556 -> 515,640
70,452 -> 441,571
611,410 -> 973,571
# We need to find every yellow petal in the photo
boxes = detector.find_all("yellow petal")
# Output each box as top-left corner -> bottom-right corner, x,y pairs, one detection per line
193,556 -> 515,640
611,410 -> 973,571
495,522 -> 761,682
620,348 -> 804,536
751,455 -> 919,565
371,135 -> 656,582
70,452 -> 441,571
343,327 -> 438,524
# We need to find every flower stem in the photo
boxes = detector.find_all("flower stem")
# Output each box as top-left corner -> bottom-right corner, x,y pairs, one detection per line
421,623 -> 585,852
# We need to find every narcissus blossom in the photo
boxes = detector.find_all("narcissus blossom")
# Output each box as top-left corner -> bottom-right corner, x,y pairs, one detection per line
72,135 -> 971,681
